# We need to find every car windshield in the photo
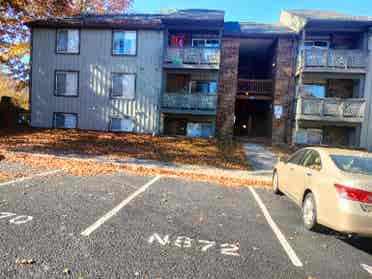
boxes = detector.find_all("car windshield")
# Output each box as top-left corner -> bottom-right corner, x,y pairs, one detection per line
330,155 -> 372,176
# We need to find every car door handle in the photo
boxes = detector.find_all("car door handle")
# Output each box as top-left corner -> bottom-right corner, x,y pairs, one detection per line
290,167 -> 294,171
306,172 -> 312,176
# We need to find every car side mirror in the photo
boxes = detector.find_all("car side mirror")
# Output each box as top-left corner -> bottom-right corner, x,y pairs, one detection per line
279,157 -> 287,163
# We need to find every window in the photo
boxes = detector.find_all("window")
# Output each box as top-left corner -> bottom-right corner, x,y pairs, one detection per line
303,150 -> 322,170
331,155 -> 372,176
190,81 -> 217,94
53,113 -> 77,129
303,85 -> 325,98
55,71 -> 79,96
192,39 -> 220,48
288,149 -> 309,165
303,40 -> 329,49
56,29 -> 79,54
110,118 -> 133,132
186,122 -> 214,138
112,31 -> 137,55
111,73 -> 136,99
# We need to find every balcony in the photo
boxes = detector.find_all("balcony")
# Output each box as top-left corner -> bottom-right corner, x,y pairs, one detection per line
237,79 -> 273,100
298,49 -> 367,74
164,47 -> 220,70
295,96 -> 366,124
162,93 -> 217,115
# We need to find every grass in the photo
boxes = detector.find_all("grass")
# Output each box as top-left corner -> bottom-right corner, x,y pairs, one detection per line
0,127 -> 249,170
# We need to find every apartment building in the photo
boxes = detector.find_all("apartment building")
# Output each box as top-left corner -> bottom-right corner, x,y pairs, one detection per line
27,9 -> 372,151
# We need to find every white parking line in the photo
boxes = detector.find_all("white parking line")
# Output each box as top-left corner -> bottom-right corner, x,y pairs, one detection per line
249,187 -> 303,267
0,169 -> 65,188
81,176 -> 162,237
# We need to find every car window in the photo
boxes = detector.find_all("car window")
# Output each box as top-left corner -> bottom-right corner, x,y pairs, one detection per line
303,150 -> 322,171
288,149 -> 308,165
331,155 -> 372,175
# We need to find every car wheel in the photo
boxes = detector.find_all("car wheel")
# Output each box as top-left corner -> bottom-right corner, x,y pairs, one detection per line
272,171 -> 281,195
302,192 -> 318,231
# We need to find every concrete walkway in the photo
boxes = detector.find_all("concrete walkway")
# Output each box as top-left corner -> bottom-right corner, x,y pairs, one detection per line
242,143 -> 277,173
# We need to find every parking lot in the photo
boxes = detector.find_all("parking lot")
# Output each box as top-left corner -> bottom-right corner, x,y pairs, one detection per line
1,162 -> 372,278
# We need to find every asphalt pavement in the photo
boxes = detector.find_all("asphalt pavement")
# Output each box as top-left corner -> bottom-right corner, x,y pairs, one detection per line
0,168 -> 371,278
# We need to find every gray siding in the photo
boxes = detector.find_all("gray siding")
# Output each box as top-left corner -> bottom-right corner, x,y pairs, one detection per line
31,28 -> 164,133
361,31 -> 372,151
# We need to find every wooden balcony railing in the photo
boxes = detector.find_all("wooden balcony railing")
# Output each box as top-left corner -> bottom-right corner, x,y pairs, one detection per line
164,47 -> 220,66
299,48 -> 367,70
296,96 -> 366,123
162,92 -> 217,111
237,79 -> 273,95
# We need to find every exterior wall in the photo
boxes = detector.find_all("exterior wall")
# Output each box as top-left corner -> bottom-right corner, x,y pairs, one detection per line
215,37 -> 240,141
272,37 -> 297,144
361,30 -> 372,151
31,28 -> 164,134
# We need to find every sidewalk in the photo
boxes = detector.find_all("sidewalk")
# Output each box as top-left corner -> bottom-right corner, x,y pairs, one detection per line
242,143 -> 277,175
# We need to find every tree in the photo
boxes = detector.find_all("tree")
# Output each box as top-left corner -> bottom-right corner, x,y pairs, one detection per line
0,0 -> 132,89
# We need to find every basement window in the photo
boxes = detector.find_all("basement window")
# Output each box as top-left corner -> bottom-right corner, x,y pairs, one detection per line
186,122 -> 214,138
56,29 -> 80,54
110,118 -> 134,132
53,113 -> 77,129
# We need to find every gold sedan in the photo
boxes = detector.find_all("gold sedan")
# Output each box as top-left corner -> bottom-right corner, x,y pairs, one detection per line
273,147 -> 372,236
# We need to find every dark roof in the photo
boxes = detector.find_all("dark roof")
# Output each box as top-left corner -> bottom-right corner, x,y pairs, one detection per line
224,21 -> 295,37
26,9 -> 225,29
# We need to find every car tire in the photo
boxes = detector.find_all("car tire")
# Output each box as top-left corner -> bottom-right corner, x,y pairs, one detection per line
272,171 -> 281,195
302,192 -> 319,231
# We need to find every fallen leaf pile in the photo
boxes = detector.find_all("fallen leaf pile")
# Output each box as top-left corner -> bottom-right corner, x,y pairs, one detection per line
3,151 -> 270,188
0,127 -> 249,170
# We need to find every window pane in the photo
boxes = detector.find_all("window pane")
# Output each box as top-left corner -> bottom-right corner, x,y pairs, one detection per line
110,118 -> 133,132
122,75 -> 135,98
303,85 -> 325,98
112,74 -> 123,97
56,71 -> 78,96
57,30 -> 68,52
124,31 -> 136,55
56,72 -> 67,95
65,72 -> 78,96
205,39 -> 219,47
67,30 -> 79,53
288,150 -> 308,165
54,113 -> 77,129
113,31 -> 136,55
111,74 -> 135,99
209,82 -> 217,93
192,39 -> 205,47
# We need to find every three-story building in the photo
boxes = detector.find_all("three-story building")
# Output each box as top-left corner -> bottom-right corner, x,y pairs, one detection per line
27,9 -> 372,151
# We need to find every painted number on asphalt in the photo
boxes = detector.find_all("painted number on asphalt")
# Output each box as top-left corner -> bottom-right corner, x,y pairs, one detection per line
0,212 -> 33,225
148,233 -> 240,257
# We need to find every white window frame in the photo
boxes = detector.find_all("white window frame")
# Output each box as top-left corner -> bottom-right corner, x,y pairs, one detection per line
303,40 -> 329,49
56,29 -> 80,54
192,38 -> 220,48
53,113 -> 78,129
110,117 -> 134,132
112,30 -> 137,56
55,70 -> 79,97
111,73 -> 136,99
